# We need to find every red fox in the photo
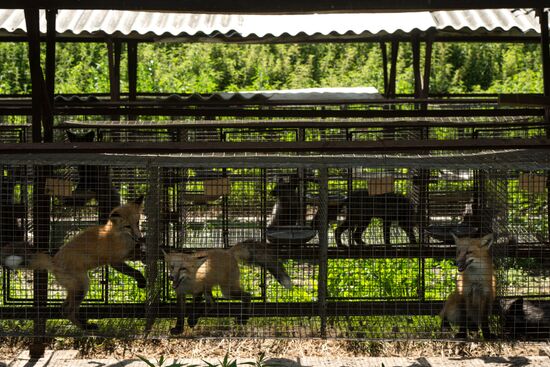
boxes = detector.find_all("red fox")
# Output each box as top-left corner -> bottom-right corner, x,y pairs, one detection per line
440,233 -> 496,339
28,197 -> 146,330
164,239 -> 292,335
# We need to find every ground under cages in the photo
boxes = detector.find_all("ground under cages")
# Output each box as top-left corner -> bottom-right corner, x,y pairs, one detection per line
0,150 -> 549,340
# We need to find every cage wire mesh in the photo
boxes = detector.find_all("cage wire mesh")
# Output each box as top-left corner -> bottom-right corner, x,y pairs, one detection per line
0,149 -> 549,339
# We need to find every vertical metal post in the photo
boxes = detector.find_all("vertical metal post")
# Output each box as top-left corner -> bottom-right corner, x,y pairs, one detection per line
25,8 -> 49,359
145,165 -> 161,333
318,167 -> 329,337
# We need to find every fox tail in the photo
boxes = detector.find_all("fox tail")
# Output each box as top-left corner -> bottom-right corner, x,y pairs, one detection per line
230,239 -> 293,290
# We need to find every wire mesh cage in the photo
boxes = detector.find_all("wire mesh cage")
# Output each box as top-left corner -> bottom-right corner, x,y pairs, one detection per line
0,149 -> 548,340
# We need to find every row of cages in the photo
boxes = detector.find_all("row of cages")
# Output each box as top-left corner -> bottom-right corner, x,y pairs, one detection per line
0,151 -> 548,339
0,106 -> 547,145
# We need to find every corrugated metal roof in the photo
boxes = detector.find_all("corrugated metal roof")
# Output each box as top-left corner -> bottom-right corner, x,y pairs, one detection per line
0,9 -> 541,42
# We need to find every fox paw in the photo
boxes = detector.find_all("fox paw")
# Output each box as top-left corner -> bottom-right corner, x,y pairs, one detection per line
187,315 -> 200,328
454,332 -> 467,339
83,322 -> 98,331
236,316 -> 249,325
136,277 -> 147,289
170,326 -> 183,335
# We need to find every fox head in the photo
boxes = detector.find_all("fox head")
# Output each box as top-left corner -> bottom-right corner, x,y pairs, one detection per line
66,130 -> 95,142
109,196 -> 145,244
451,232 -> 493,272
271,175 -> 299,199
163,251 -> 207,290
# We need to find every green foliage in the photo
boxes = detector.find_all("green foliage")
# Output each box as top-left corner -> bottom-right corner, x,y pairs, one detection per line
0,42 -> 542,95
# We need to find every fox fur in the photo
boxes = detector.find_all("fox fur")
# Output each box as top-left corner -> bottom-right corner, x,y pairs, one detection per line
29,197 -> 146,330
332,190 -> 417,247
164,239 -> 292,334
440,233 -> 496,339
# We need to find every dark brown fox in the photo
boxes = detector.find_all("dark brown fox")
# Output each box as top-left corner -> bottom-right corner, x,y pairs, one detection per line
333,190 -> 417,246
268,175 -> 301,228
64,130 -> 121,223
501,297 -> 550,339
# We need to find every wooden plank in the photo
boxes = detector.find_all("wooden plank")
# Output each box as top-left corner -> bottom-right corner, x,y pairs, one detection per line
0,138 -> 549,154
11,0 -> 550,12
499,94 -> 550,107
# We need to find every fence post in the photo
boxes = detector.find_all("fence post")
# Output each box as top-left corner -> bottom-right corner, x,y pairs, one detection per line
318,167 -> 329,337
144,164 -> 161,333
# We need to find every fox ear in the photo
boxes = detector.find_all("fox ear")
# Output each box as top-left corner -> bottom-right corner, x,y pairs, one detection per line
480,233 -> 494,248
109,211 -> 121,224
450,232 -> 459,244
84,130 -> 95,141
194,256 -> 208,267
134,196 -> 144,206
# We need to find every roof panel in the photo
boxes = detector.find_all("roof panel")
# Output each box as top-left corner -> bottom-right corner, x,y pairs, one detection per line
0,8 -> 541,41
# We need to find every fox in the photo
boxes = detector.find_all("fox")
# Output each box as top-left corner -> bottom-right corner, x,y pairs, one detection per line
440,233 -> 496,339
27,197 -> 147,330
64,130 -> 121,223
268,175 -> 301,228
332,190 -> 417,247
500,297 -> 550,339
164,239 -> 292,335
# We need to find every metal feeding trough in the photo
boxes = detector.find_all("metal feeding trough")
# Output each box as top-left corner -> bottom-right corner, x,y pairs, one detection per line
426,224 -> 479,244
266,226 -> 317,245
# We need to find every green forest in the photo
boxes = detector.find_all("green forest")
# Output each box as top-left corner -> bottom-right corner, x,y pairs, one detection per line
0,41 -> 543,95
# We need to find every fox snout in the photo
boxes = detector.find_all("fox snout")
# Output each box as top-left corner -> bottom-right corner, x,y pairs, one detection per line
456,257 -> 474,272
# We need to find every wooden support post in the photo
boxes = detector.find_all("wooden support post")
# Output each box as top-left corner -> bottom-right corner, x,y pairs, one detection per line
25,8 -> 42,144
128,40 -> 138,103
421,38 -> 433,111
387,41 -> 399,99
411,37 -> 422,110
538,9 -> 550,245
25,8 -> 50,359
107,40 -> 121,102
44,9 -> 56,143
380,42 -> 388,97
144,165 -> 161,333
318,168 -> 329,337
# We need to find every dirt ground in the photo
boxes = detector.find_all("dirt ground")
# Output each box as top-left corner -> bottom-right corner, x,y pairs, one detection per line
1,337 -> 549,360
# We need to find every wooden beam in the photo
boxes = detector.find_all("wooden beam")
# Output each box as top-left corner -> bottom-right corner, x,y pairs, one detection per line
25,8 -> 43,143
0,138 -> 549,154
44,9 -> 56,143
499,94 -> 550,107
11,0 -> 550,13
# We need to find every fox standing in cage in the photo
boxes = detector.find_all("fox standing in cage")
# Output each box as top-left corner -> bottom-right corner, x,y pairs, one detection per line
331,190 -> 417,246
25,197 -> 147,330
440,233 -> 496,339
164,239 -> 292,335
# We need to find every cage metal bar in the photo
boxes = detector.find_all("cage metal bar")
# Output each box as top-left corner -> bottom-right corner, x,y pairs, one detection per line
318,168 -> 329,337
